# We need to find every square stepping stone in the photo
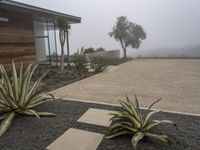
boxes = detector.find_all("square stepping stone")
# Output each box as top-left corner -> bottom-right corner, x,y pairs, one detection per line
47,128 -> 103,150
78,108 -> 115,127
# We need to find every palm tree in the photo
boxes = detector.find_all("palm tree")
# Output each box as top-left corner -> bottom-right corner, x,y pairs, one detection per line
57,17 -> 69,72
66,24 -> 70,66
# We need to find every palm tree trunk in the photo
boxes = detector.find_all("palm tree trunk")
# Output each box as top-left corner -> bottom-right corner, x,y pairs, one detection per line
60,30 -> 66,72
60,46 -> 65,72
66,29 -> 70,66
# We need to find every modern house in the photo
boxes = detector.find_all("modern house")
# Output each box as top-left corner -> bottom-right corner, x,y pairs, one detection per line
0,0 -> 81,69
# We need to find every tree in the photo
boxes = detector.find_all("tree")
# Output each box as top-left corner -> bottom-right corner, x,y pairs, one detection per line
109,16 -> 146,58
84,47 -> 96,54
96,47 -> 105,52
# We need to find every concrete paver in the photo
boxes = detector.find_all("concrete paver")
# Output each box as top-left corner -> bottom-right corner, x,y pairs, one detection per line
47,128 -> 103,150
52,59 -> 200,114
78,108 -> 114,127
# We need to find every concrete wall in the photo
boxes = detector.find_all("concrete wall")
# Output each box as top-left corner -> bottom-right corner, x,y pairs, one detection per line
86,50 -> 120,59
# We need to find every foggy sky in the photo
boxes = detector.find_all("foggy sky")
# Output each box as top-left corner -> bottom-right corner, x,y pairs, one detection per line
15,0 -> 200,56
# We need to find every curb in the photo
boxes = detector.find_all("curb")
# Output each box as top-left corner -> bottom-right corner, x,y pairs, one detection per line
57,97 -> 200,117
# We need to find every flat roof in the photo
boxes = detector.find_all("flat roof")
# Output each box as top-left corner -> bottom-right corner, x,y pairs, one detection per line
0,0 -> 81,24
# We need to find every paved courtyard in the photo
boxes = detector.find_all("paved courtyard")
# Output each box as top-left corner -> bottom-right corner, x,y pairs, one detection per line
52,59 -> 200,114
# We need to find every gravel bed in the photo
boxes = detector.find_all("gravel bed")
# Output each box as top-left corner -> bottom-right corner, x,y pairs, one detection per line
32,65 -> 97,92
0,100 -> 199,150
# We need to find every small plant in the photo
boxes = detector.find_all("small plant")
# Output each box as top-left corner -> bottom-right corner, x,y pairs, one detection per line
0,62 -> 56,137
105,95 -> 176,149
89,55 -> 108,72
73,54 -> 88,71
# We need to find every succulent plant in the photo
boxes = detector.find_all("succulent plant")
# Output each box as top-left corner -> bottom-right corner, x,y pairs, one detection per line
89,55 -> 108,72
0,62 -> 56,137
73,54 -> 88,71
105,95 -> 176,149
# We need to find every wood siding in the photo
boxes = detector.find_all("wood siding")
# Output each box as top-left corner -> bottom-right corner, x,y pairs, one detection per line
0,9 -> 37,69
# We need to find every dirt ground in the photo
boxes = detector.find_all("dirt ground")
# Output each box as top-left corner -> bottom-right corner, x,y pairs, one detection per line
52,59 -> 200,114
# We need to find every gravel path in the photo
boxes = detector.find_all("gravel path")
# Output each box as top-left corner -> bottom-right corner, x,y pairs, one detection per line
0,100 -> 199,150
52,59 -> 200,114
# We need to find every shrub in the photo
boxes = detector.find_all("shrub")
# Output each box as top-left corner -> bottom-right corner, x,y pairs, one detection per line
73,54 -> 88,71
105,95 -> 176,149
84,47 -> 96,54
0,62 -> 56,137
89,55 -> 108,72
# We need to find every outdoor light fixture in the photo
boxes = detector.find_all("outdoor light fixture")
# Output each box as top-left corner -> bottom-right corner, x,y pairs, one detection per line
0,16 -> 9,22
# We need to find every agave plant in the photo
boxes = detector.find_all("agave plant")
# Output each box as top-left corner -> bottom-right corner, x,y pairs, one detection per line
73,54 -> 88,71
0,62 -> 56,137
89,55 -> 108,72
105,95 -> 176,149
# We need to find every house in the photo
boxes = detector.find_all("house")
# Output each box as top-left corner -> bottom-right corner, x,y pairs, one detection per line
0,0 -> 81,69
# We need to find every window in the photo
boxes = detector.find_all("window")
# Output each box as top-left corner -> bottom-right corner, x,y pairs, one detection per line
0,17 -> 8,22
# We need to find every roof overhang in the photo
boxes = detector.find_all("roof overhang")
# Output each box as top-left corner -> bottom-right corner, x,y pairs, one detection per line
0,0 -> 81,24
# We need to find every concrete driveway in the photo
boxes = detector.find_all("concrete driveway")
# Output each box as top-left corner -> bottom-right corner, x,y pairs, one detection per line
52,59 -> 200,114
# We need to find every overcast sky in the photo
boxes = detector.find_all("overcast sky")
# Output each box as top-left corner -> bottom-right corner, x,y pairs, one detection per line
15,0 -> 200,56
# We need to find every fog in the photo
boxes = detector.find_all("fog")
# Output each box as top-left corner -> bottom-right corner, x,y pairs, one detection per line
16,0 -> 200,57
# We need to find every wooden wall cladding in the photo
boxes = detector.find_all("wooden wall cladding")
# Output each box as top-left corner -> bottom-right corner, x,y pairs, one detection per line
0,9 -> 37,70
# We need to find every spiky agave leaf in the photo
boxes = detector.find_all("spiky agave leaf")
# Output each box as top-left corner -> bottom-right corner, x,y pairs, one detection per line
143,110 -> 160,126
144,120 -> 176,131
105,95 -> 176,149
145,132 -> 171,144
24,69 -> 48,104
147,98 -> 162,110
131,132 -> 144,149
0,65 -> 14,100
0,61 -> 56,137
0,112 -> 15,137
106,130 -> 131,139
